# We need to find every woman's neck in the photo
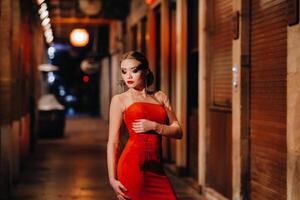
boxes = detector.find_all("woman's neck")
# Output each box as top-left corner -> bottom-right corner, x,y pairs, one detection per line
128,88 -> 147,97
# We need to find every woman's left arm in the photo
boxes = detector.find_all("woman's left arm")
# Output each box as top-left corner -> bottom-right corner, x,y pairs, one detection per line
132,91 -> 183,139
154,91 -> 182,139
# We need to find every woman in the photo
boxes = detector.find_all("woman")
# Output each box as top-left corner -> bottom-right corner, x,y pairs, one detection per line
107,51 -> 182,200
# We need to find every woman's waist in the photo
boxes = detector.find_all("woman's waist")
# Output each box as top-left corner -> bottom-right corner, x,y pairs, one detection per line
121,145 -> 161,161
128,134 -> 160,144
123,136 -> 161,152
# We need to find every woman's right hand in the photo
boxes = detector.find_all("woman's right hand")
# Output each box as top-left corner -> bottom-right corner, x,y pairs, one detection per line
110,178 -> 131,200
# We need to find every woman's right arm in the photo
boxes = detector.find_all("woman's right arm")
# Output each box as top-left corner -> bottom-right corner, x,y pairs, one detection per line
107,95 -> 130,199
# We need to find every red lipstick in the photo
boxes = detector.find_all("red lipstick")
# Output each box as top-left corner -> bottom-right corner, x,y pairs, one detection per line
127,80 -> 134,84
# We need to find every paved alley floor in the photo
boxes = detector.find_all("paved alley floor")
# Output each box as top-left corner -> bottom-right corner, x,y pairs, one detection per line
9,117 -> 204,200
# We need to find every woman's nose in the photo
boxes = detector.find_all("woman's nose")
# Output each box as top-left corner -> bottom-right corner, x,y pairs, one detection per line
127,72 -> 132,79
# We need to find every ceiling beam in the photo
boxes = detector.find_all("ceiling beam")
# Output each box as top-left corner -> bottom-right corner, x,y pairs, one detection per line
51,17 -> 111,25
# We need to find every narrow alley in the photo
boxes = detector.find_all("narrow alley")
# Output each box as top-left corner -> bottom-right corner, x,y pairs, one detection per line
7,117 -> 203,200
1,0 -> 300,199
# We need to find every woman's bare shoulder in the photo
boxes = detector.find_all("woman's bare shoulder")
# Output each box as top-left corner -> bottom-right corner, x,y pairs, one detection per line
153,90 -> 169,104
110,92 -> 128,111
154,90 -> 167,99
116,91 -> 129,102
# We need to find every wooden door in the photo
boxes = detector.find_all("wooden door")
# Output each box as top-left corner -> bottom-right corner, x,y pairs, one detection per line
250,0 -> 287,199
206,0 -> 233,198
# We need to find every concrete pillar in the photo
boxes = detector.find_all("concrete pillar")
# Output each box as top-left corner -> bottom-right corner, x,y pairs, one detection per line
287,8 -> 300,200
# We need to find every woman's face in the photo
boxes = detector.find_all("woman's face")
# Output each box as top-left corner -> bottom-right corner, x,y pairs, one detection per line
120,58 -> 144,89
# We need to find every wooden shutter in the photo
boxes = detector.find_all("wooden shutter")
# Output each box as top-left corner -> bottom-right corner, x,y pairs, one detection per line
207,0 -> 233,198
250,0 -> 287,199
210,0 -> 232,108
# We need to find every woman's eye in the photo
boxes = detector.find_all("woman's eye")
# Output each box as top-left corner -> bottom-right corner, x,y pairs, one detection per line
121,70 -> 126,74
132,68 -> 139,73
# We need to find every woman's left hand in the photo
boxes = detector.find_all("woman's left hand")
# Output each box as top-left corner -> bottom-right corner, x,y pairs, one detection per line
132,119 -> 156,133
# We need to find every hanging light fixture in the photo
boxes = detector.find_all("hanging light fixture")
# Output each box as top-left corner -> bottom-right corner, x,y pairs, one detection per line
39,10 -> 49,20
79,0 -> 102,16
37,1 -> 54,45
70,28 -> 89,47
41,17 -> 50,27
38,3 -> 47,14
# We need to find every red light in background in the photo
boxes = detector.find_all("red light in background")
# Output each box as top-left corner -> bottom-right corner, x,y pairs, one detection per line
83,75 -> 89,83
145,0 -> 154,5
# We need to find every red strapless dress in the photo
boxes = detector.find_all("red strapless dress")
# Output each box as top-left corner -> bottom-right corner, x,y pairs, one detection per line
117,102 -> 177,200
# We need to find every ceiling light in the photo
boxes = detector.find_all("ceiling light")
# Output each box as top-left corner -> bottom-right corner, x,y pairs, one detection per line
145,0 -> 155,4
44,29 -> 53,38
41,17 -> 50,27
46,37 -> 53,44
39,3 -> 47,15
39,10 -> 49,20
70,28 -> 89,47
43,23 -> 51,31
46,34 -> 54,42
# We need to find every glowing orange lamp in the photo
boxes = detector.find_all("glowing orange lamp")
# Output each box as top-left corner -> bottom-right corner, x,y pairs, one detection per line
70,28 -> 89,47
145,0 -> 155,5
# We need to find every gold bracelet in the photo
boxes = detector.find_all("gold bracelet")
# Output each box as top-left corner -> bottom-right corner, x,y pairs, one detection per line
157,124 -> 164,135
